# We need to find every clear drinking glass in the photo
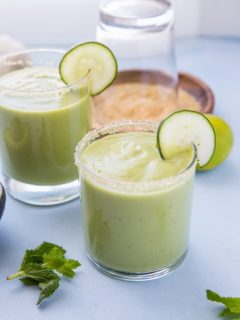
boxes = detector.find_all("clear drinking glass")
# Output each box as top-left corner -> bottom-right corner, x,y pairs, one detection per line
75,121 -> 197,281
94,0 -> 178,127
0,49 -> 91,205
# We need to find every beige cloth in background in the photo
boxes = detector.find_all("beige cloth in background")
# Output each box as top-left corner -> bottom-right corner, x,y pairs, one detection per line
0,35 -> 26,75
0,35 -> 25,55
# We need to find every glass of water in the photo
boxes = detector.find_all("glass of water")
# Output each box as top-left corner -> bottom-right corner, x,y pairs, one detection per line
94,0 -> 178,127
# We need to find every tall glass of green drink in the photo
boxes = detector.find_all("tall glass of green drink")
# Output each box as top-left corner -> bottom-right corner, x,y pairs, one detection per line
75,121 -> 197,280
0,49 -> 91,205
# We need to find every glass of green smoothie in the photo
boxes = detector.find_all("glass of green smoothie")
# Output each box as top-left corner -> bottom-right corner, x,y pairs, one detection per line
75,120 -> 197,280
0,49 -> 91,205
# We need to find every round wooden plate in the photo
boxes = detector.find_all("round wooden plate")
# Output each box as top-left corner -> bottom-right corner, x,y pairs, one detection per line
179,72 -> 214,113
92,70 -> 215,128
103,69 -> 215,113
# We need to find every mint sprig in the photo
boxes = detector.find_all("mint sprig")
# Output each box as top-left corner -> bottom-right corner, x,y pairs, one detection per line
7,242 -> 81,305
206,289 -> 240,319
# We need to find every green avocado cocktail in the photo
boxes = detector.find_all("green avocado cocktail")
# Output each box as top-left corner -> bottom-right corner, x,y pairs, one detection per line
75,121 -> 197,280
0,49 -> 91,205
0,67 -> 90,185
0,43 -> 118,205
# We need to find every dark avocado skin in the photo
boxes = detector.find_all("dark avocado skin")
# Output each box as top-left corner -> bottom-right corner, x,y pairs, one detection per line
0,184 -> 6,220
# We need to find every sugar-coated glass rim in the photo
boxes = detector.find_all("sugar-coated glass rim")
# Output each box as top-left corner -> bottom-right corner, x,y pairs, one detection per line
0,48 -> 90,97
75,120 -> 197,193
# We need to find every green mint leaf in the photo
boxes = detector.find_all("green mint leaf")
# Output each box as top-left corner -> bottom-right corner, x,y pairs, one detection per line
43,247 -> 81,278
20,277 -> 39,286
37,279 -> 60,305
43,247 -> 65,270
220,310 -> 240,320
58,259 -> 81,278
21,250 -> 44,269
207,290 -> 240,314
7,241 -> 80,305
219,308 -> 240,320
220,308 -> 234,317
35,242 -> 66,256
20,243 -> 65,269
220,308 -> 230,317
23,264 -> 60,282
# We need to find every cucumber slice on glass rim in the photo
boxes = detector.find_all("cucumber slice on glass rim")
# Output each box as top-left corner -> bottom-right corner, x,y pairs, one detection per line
157,110 -> 216,168
59,42 -> 118,96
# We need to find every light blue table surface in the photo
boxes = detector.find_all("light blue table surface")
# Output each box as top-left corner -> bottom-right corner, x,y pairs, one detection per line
0,37 -> 240,320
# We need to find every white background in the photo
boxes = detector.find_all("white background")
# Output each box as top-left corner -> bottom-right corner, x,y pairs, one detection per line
0,0 -> 239,45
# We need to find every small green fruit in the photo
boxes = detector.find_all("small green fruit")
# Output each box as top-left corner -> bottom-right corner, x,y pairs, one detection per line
198,114 -> 233,171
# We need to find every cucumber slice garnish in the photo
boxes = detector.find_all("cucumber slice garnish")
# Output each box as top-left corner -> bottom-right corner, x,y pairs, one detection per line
157,110 -> 216,168
59,42 -> 118,96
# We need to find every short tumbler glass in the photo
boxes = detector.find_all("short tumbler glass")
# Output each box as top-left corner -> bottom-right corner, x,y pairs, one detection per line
0,49 -> 91,205
75,121 -> 197,281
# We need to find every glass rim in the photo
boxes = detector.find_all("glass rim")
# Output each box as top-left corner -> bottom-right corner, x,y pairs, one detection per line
99,0 -> 172,19
75,120 -> 197,193
99,0 -> 174,33
0,48 -> 90,97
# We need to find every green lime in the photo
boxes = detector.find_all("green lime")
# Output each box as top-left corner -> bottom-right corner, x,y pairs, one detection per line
197,114 -> 233,171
